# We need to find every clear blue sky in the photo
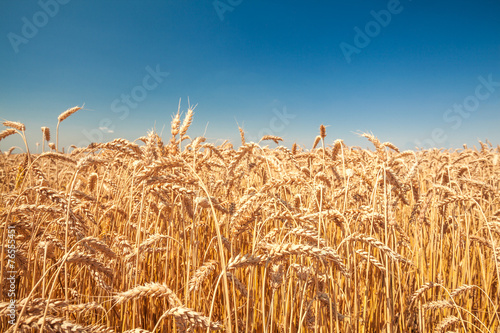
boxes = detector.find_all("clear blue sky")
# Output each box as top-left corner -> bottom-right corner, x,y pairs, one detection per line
1,0 -> 499,152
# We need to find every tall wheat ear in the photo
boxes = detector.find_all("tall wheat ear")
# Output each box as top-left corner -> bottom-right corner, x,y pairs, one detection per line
56,104 -> 83,151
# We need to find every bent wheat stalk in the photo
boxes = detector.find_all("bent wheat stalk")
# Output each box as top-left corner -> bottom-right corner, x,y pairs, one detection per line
56,105 -> 82,151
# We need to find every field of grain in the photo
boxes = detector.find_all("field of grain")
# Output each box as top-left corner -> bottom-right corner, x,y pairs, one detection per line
1,108 -> 500,332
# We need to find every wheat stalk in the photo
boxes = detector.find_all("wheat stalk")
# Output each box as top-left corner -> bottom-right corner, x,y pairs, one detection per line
2,109 -> 499,332
56,105 -> 83,151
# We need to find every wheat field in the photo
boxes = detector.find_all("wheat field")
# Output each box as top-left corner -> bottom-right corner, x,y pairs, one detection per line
1,107 -> 500,332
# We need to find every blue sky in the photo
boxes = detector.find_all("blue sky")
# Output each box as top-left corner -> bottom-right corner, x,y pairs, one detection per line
1,0 -> 499,152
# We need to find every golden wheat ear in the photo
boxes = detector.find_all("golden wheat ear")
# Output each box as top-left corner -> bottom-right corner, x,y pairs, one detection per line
56,104 -> 83,151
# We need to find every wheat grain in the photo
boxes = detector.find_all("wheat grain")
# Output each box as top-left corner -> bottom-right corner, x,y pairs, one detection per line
226,271 -> 248,297
349,233 -> 412,265
355,249 -> 386,272
262,242 -> 349,276
113,283 -> 182,307
66,251 -> 112,277
179,107 -> 194,138
3,120 -> 25,131
434,315 -> 459,333
0,128 -> 16,141
171,110 -> 181,137
408,281 -> 441,309
188,260 -> 219,293
260,135 -> 283,145
319,124 -> 326,139
79,236 -> 117,259
58,105 -> 83,122
449,284 -> 475,298
41,126 -> 51,141
227,253 -> 267,270
312,135 -> 321,149
162,306 -> 223,330
39,151 -> 77,164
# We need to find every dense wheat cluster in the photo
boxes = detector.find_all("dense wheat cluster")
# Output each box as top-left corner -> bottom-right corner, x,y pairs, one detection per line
1,108 -> 500,332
